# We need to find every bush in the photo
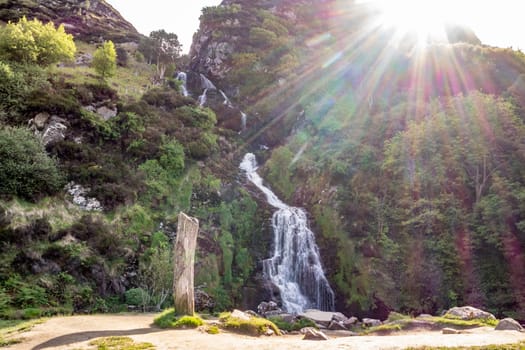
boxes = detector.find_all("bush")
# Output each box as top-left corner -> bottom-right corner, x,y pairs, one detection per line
268,316 -> 316,332
153,308 -> 204,329
220,312 -> 280,336
0,126 -> 64,201
92,41 -> 117,80
0,17 -> 76,65
125,288 -> 148,307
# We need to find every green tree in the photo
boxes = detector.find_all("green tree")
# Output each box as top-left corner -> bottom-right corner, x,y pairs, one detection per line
92,40 -> 117,80
0,126 -> 64,201
0,17 -> 76,65
139,30 -> 181,81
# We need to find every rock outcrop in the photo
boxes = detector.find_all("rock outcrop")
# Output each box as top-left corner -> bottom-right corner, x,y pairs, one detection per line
495,318 -> 524,332
0,0 -> 140,42
444,306 -> 496,321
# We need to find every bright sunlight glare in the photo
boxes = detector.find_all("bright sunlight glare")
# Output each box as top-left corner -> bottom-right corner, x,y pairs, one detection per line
363,0 -> 484,46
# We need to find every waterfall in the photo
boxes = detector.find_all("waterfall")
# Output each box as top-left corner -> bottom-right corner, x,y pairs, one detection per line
200,73 -> 217,90
240,153 -> 335,313
198,88 -> 208,107
240,112 -> 247,132
219,90 -> 233,108
176,72 -> 189,97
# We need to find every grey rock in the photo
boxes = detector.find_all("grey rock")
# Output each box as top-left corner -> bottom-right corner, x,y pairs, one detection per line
302,327 -> 329,341
300,309 -> 348,327
257,301 -> 282,316
42,120 -> 67,146
331,313 -> 348,323
363,318 -> 382,327
417,314 -> 433,319
343,316 -> 359,327
96,106 -> 117,120
495,318 -> 524,331
33,112 -> 50,130
231,309 -> 251,321
65,182 -> 103,212
328,320 -> 347,330
442,327 -> 462,334
445,306 -> 496,321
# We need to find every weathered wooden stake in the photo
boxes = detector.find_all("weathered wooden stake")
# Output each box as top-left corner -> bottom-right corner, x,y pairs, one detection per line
173,212 -> 199,316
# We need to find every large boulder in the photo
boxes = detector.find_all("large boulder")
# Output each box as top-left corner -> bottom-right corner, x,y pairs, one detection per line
362,318 -> 382,327
300,309 -> 348,327
495,318 -> 524,331
444,306 -> 496,321
301,327 -> 329,341
257,301 -> 282,317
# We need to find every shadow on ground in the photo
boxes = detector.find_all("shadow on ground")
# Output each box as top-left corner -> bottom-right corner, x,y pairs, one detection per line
32,326 -> 165,349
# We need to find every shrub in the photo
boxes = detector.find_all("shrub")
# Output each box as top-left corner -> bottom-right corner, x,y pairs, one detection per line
207,325 -> 220,334
268,316 -> 316,332
220,312 -> 280,336
0,17 -> 76,65
153,308 -> 204,329
92,41 -> 117,80
125,288 -> 148,307
0,126 -> 64,201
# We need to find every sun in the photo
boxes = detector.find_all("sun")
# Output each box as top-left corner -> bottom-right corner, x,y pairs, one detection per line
364,0 -> 472,46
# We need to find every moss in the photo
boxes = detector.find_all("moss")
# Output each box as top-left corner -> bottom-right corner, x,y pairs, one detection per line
362,323 -> 403,335
206,325 -> 220,334
431,316 -> 499,328
268,316 -> 316,332
89,336 -> 155,350
153,309 -> 203,329
220,312 -> 281,336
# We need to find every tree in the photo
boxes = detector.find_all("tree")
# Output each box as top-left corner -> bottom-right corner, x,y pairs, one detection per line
92,40 -> 117,80
0,17 -> 76,65
139,30 -> 181,81
0,126 -> 64,201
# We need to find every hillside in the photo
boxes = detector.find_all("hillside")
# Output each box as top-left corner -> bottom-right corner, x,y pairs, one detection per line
0,0 -> 524,325
0,0 -> 139,42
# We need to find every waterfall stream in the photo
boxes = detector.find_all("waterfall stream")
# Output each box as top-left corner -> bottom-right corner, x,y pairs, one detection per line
240,153 -> 335,313
176,72 -> 189,97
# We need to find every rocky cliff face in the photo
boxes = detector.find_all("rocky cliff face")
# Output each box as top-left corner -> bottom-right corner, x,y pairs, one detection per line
0,0 -> 139,42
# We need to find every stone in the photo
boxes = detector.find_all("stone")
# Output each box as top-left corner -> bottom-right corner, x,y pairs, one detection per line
96,106 -> 118,120
33,112 -> 50,130
362,318 -> 382,327
417,314 -> 433,319
328,320 -> 347,331
264,328 -> 275,336
42,120 -> 67,146
231,309 -> 251,321
257,301 -> 282,316
194,289 -> 215,312
445,306 -> 496,321
442,328 -> 462,334
302,327 -> 329,341
495,318 -> 524,331
342,316 -> 359,328
300,309 -> 348,327
331,313 -> 348,323
65,182 -> 103,212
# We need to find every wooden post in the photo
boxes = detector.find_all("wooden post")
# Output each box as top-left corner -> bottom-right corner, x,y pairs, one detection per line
173,212 -> 199,316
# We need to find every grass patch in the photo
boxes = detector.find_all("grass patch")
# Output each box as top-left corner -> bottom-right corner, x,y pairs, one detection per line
405,341 -> 525,350
268,316 -> 317,332
430,316 -> 499,328
0,318 -> 45,347
220,312 -> 281,336
206,325 -> 220,334
362,323 -> 403,335
153,309 -> 203,329
89,336 -> 155,350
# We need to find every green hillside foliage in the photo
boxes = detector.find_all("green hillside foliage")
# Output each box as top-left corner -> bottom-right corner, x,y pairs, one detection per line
92,41 -> 117,80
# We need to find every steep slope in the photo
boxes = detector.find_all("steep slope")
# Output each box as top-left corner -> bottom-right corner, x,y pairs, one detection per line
187,0 -> 525,320
0,0 -> 139,42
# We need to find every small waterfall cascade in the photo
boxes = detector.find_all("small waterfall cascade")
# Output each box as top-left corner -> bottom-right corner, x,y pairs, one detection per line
240,153 -> 335,313
198,74 -> 217,107
240,112 -> 247,132
219,90 -> 234,108
176,72 -> 189,97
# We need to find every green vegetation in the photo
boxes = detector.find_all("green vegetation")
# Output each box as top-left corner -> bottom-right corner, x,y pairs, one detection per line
0,318 -> 45,347
89,336 -> 155,350
153,309 -> 203,329
0,127 -> 64,201
92,41 -> 117,80
0,17 -> 75,65
219,312 -> 280,336
268,316 -> 317,332
430,316 -> 499,328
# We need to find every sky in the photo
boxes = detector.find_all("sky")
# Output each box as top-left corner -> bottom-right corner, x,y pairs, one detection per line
106,0 -> 525,53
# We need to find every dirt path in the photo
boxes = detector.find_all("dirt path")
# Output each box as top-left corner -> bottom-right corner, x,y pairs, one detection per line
4,314 -> 525,350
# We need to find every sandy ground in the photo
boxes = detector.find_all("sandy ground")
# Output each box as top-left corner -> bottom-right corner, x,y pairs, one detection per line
4,314 -> 525,350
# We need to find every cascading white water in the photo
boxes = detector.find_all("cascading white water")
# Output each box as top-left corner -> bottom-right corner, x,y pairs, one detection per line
219,90 -> 234,108
240,153 -> 335,313
198,88 -> 208,107
176,72 -> 189,97
240,112 -> 247,132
